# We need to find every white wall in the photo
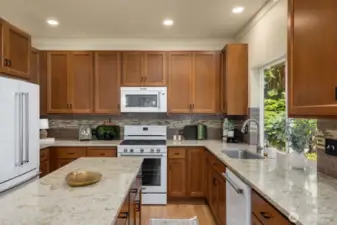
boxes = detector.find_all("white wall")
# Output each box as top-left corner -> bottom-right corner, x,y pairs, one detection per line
235,0 -> 287,108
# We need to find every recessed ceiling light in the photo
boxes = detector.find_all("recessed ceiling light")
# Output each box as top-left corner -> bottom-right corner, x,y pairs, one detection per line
47,19 -> 59,26
163,19 -> 174,27
232,6 -> 245,14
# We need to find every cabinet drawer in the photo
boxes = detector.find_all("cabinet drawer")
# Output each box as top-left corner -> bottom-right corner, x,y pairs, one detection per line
208,153 -> 226,175
40,148 -> 50,162
168,148 -> 186,159
87,148 -> 117,157
54,147 -> 87,159
252,191 -> 291,225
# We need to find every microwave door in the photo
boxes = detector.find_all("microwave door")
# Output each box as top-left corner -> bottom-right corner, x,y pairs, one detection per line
121,91 -> 160,112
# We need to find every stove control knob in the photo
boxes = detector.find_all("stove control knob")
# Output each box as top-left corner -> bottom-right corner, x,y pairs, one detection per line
130,149 -> 134,153
150,149 -> 154,153
156,149 -> 160,153
140,148 -> 144,153
123,149 -> 128,153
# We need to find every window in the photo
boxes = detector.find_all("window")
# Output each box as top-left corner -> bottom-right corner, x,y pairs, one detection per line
259,59 -> 317,161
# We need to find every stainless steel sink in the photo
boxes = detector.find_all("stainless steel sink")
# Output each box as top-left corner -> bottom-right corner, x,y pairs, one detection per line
222,150 -> 264,159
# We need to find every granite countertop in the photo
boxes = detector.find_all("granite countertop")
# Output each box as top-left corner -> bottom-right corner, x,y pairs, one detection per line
38,139 -> 337,225
0,157 -> 143,225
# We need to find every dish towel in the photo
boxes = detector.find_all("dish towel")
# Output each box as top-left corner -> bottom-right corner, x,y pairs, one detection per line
150,216 -> 199,225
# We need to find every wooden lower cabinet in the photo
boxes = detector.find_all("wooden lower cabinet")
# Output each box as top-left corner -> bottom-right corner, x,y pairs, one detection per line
252,213 -> 263,225
40,148 -> 50,177
115,170 -> 142,225
167,148 -> 206,198
168,158 -> 186,197
252,190 -> 292,225
87,148 -> 117,157
187,148 -> 205,197
217,173 -> 226,225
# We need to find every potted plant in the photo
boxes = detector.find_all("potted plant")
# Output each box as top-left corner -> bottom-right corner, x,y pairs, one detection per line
227,121 -> 235,138
264,112 -> 287,158
287,119 -> 316,169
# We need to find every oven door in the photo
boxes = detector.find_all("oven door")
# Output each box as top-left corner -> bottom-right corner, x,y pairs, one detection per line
119,153 -> 167,193
120,87 -> 167,113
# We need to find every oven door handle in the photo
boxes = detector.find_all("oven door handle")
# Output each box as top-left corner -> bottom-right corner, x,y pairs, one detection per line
120,153 -> 165,157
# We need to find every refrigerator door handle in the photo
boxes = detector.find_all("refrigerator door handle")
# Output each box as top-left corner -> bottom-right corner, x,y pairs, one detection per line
15,92 -> 21,166
24,92 -> 29,163
19,93 -> 24,165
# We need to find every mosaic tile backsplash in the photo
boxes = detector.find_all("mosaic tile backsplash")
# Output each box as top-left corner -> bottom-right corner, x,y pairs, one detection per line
46,114 -> 227,140
317,119 -> 337,179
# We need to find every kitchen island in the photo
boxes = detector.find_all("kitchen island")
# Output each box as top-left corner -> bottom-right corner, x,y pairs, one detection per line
0,157 -> 143,225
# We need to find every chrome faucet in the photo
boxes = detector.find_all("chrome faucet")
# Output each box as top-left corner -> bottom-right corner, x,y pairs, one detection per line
241,119 -> 263,154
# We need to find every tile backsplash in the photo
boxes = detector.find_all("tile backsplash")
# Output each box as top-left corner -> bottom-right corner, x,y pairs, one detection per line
317,119 -> 337,179
46,114 -> 224,140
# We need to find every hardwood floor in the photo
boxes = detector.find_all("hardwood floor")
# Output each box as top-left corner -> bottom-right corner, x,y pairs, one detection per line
142,204 -> 216,225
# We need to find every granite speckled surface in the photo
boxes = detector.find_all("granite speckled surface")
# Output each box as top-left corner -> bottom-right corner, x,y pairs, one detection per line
39,139 -> 337,225
0,157 -> 143,225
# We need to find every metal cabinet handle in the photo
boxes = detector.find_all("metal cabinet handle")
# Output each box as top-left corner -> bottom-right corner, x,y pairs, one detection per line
222,173 -> 243,194
141,76 -> 144,82
19,93 -> 24,165
8,59 -> 12,67
144,76 -> 147,82
118,212 -> 129,219
260,212 -> 272,219
4,59 -> 9,66
192,104 -> 194,109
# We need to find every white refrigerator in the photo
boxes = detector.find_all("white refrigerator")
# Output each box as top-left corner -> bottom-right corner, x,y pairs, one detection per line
0,76 -> 40,193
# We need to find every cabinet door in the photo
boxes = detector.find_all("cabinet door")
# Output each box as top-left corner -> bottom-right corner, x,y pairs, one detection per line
39,52 -> 47,115
144,52 -> 166,86
192,52 -> 217,113
40,161 -> 50,177
252,214 -> 263,225
288,0 -> 337,117
69,52 -> 93,113
217,175 -> 226,225
4,22 -> 31,78
56,159 -> 75,169
223,44 -> 248,115
168,52 -> 192,113
187,148 -> 205,197
122,52 -> 144,86
209,168 -> 218,217
47,52 -> 70,113
168,158 -> 186,197
0,20 -> 5,70
30,48 -> 39,84
94,52 -> 121,114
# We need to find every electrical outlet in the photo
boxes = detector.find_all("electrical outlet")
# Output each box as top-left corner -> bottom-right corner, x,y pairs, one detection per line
325,139 -> 337,156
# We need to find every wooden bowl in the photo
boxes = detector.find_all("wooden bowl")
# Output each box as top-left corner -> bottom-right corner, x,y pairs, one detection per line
65,171 -> 102,187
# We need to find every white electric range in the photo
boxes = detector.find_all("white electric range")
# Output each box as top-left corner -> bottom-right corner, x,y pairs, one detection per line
117,125 -> 167,205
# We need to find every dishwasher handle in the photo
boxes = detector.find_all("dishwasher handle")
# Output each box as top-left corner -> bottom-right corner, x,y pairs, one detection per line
222,173 -> 244,194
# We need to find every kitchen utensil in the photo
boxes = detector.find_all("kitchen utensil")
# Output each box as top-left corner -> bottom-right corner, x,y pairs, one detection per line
65,170 -> 102,187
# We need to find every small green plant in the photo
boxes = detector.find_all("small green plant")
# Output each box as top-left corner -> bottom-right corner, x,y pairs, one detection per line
287,119 -> 316,154
264,112 -> 287,151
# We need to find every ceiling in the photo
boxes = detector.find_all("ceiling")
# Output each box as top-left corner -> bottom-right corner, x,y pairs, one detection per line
0,0 -> 268,39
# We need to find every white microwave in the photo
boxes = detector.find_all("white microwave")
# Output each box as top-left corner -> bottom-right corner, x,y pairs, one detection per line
120,87 -> 167,113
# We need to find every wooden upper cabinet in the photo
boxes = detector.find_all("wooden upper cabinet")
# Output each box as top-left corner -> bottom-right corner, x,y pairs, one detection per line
187,148 -> 205,197
94,52 -> 121,114
168,52 -> 192,113
69,52 -> 93,113
221,44 -> 248,115
30,48 -> 39,84
122,52 -> 144,85
0,18 -> 31,79
39,52 -> 47,115
192,52 -> 217,113
47,52 -> 70,113
288,0 -> 337,117
122,51 -> 166,86
144,52 -> 166,85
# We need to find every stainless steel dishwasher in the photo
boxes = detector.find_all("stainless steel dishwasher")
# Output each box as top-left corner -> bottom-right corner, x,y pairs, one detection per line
224,169 -> 251,225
